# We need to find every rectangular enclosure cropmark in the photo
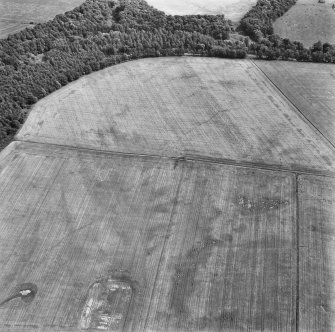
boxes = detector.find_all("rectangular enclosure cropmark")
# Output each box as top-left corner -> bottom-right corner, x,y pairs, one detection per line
81,279 -> 132,331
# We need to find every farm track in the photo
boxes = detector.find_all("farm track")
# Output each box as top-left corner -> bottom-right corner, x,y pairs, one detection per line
19,139 -> 335,179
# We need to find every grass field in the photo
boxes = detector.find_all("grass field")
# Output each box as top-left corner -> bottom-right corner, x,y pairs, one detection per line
0,0 -> 84,39
273,0 -> 335,47
255,60 -> 335,147
0,21 -> 33,39
0,0 -> 255,39
145,0 -> 257,21
17,57 -> 335,174
0,140 -> 297,331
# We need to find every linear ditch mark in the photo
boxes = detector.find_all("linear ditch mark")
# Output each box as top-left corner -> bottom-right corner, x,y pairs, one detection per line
250,60 -> 335,152
295,174 -> 300,332
142,162 -> 185,330
15,139 -> 335,179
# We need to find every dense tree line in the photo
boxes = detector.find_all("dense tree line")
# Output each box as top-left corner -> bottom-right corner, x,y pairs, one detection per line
0,0 -> 247,148
239,0 -> 335,63
240,0 -> 297,41
251,37 -> 335,62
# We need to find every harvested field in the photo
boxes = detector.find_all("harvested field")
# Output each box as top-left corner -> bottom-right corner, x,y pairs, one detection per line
0,141 -> 183,331
146,161 -> 296,331
17,57 -> 335,173
273,0 -> 335,47
0,141 -> 297,331
2,54 -> 335,330
0,21 -> 33,39
255,60 -> 335,147
145,0 -> 257,21
298,175 -> 335,331
0,0 -> 84,39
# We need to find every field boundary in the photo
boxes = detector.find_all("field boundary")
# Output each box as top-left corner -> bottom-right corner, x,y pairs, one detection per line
251,59 -> 335,151
295,174 -> 300,332
14,139 -> 335,178
143,161 -> 185,329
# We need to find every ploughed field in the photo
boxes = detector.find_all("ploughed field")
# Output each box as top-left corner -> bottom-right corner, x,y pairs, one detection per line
255,61 -> 335,147
145,0 -> 257,21
0,58 -> 334,331
18,57 -> 334,174
0,0 -> 85,39
273,0 -> 335,47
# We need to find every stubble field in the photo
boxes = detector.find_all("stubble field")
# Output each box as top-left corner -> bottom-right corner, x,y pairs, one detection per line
273,0 -> 335,47
0,141 -> 297,331
145,0 -> 257,21
17,57 -> 335,174
256,60 -> 335,146
0,0 -> 85,39
0,57 -> 334,330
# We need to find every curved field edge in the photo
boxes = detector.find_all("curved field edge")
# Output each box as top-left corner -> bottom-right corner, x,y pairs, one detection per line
2,0 -> 335,153
0,0 -> 249,150
16,57 -> 335,173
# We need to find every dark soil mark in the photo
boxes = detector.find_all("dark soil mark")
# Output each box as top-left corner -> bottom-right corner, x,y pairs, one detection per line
197,310 -> 239,330
170,234 -> 230,318
237,195 -> 289,213
0,283 -> 38,306
232,223 -> 247,234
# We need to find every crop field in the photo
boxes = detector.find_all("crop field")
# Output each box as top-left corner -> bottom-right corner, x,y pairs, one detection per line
0,0 -> 84,39
0,21 -> 33,39
273,0 -> 335,47
2,57 -> 335,330
18,57 -> 335,174
145,0 -> 257,21
255,60 -> 335,147
0,140 -> 297,331
298,175 -> 335,331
